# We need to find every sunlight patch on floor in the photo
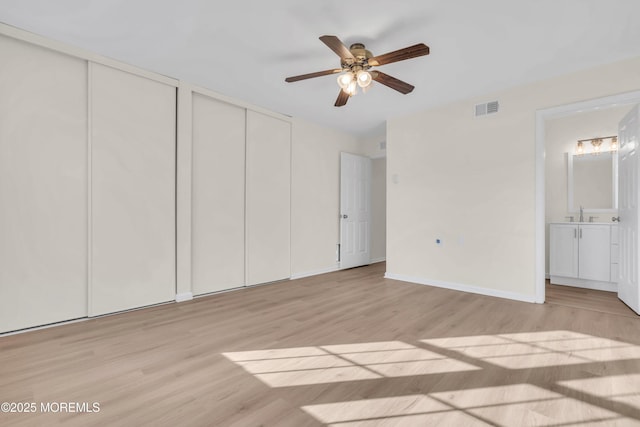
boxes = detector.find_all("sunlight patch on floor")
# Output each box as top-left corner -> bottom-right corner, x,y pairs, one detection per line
236,354 -> 352,374
422,330 -> 640,369
301,395 -> 485,426
223,341 -> 479,387
302,384 -> 628,426
559,374 -> 640,409
222,346 -> 326,361
255,365 -> 380,387
224,331 -> 640,424
431,384 -> 623,426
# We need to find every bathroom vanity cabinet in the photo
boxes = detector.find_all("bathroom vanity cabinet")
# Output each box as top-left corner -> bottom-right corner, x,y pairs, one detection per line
549,223 -> 618,291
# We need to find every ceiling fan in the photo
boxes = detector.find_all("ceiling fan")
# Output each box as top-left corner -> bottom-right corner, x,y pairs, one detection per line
285,35 -> 430,107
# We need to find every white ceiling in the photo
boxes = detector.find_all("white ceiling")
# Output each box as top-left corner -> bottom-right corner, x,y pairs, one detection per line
2,0 -> 640,137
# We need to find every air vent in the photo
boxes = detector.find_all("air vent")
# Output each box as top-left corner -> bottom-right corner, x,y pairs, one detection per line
475,101 -> 499,117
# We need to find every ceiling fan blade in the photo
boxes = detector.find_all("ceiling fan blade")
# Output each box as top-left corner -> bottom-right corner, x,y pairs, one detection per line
335,89 -> 350,107
285,69 -> 342,83
367,43 -> 430,67
371,71 -> 415,94
320,35 -> 355,62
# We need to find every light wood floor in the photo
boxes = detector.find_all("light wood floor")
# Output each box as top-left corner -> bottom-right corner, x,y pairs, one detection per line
2,263 -> 640,426
546,280 -> 639,318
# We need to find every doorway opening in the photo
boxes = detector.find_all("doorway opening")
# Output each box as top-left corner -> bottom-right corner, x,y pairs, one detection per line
535,90 -> 640,307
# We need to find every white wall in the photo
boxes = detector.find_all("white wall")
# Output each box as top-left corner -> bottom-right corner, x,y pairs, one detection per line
360,133 -> 387,159
360,132 -> 387,263
291,118 -> 363,277
544,106 -> 629,274
387,56 -> 640,301
371,157 -> 387,262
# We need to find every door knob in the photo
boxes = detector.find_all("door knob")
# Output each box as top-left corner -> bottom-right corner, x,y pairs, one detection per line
612,216 -> 620,222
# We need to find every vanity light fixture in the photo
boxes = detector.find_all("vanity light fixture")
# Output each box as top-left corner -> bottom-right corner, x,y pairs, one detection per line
576,135 -> 618,155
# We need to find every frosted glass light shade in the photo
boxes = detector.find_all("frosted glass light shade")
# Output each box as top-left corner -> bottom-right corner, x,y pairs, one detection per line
356,70 -> 372,88
337,73 -> 354,89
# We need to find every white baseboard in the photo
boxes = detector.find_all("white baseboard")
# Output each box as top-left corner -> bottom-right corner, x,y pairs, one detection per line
175,292 -> 193,302
549,276 -> 617,292
370,257 -> 386,264
1,317 -> 87,337
384,272 -> 537,304
291,265 -> 340,280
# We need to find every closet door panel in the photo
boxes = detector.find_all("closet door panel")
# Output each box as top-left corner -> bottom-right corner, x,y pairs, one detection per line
0,36 -> 88,332
90,64 -> 175,316
246,111 -> 291,285
192,94 -> 245,294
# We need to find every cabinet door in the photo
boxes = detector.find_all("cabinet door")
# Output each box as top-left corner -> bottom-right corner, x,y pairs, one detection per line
0,36 -> 88,333
192,94 -> 245,295
549,224 -> 578,278
578,225 -> 611,282
90,64 -> 176,316
246,111 -> 291,286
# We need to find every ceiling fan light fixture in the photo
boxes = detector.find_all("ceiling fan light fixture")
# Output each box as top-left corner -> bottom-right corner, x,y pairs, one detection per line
285,35 -> 430,107
346,80 -> 358,96
356,70 -> 372,88
337,72 -> 354,90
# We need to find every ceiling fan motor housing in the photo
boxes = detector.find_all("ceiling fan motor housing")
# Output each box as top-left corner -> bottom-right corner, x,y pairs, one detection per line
342,43 -> 373,70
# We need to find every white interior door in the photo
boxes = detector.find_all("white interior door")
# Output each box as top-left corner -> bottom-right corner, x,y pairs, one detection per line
617,104 -> 640,314
340,152 -> 371,269
192,94 -> 245,295
90,64 -> 176,316
245,110 -> 291,286
0,35 -> 88,333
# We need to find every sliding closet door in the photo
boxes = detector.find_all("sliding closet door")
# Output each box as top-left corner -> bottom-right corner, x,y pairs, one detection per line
90,64 -> 175,316
246,111 -> 291,285
192,94 -> 245,294
0,36 -> 88,333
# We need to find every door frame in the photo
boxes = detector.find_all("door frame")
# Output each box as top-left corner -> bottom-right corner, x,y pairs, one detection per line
534,90 -> 640,303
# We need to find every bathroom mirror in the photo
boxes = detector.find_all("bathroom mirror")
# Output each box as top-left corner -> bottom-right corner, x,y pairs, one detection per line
567,151 -> 617,213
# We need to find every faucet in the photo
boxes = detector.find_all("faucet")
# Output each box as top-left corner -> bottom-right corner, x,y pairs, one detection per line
579,206 -> 584,223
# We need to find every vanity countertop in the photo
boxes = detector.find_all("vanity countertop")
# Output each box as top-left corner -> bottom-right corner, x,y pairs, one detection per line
549,222 -> 617,225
